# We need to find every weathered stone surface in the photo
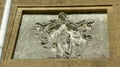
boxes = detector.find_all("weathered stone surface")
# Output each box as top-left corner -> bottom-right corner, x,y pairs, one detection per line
13,12 -> 109,59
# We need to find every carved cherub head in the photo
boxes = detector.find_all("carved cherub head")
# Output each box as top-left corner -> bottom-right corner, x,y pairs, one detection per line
78,20 -> 94,32
35,23 -> 42,31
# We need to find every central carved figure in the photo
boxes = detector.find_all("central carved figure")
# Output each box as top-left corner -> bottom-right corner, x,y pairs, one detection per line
34,12 -> 94,58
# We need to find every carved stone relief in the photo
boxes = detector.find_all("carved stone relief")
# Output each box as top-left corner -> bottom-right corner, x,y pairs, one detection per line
14,12 -> 109,59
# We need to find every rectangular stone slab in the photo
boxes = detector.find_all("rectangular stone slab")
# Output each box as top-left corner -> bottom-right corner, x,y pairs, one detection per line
13,13 -> 109,59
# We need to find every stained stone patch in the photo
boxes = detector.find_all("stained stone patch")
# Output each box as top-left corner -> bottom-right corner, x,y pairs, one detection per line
13,12 -> 109,59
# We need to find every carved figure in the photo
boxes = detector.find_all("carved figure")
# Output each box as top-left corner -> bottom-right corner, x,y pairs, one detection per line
33,12 -> 94,58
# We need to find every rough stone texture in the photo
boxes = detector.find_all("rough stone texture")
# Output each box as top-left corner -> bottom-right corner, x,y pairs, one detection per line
1,0 -> 120,67
13,13 -> 109,59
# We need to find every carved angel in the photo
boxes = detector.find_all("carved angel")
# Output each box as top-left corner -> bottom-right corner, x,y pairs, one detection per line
33,12 -> 95,58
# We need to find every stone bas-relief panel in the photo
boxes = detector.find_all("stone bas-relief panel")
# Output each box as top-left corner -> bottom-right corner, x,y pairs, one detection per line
13,12 -> 109,59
